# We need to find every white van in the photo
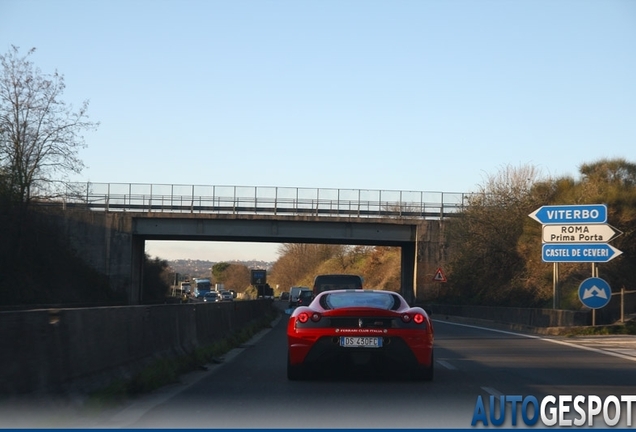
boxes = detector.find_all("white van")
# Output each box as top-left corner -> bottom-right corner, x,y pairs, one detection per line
180,281 -> 191,294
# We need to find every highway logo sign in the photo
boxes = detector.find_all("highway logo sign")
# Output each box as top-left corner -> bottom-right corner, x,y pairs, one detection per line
578,277 -> 611,309
542,224 -> 622,243
528,204 -> 607,225
542,243 -> 623,263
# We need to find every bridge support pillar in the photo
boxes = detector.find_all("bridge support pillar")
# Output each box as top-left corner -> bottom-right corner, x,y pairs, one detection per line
401,242 -> 416,305
131,236 -> 144,305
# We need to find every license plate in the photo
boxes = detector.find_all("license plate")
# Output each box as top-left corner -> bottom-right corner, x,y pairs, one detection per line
339,336 -> 382,348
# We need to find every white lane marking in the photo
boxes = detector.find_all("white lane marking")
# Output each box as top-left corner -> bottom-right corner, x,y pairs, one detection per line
433,319 -> 636,363
436,360 -> 456,370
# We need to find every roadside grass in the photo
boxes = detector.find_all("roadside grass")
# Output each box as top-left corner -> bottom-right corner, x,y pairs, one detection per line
87,309 -> 279,407
562,319 -> 636,337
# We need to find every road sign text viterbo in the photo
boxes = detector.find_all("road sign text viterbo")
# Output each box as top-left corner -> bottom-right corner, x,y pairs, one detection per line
544,209 -> 601,221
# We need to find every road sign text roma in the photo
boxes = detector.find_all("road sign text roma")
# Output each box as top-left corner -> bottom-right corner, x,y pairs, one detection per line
542,224 -> 620,243
549,225 -> 600,242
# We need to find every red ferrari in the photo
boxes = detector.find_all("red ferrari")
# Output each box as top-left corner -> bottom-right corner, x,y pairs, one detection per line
287,289 -> 434,381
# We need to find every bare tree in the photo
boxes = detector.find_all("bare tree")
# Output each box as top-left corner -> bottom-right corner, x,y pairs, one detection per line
221,263 -> 251,293
446,164 -> 550,306
0,45 -> 98,205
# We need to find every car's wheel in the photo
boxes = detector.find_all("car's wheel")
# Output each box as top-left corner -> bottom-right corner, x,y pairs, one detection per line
412,350 -> 434,381
287,352 -> 306,381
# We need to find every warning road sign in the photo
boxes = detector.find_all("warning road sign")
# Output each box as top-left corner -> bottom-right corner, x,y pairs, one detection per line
433,267 -> 447,282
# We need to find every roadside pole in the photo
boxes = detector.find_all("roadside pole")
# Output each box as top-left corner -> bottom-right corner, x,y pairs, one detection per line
613,287 -> 636,323
553,262 -> 559,309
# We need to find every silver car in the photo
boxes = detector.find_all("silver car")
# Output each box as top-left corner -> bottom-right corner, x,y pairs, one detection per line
219,290 -> 233,301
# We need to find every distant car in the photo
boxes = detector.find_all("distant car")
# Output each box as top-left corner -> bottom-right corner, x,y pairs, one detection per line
296,289 -> 313,307
289,286 -> 310,308
203,291 -> 220,302
180,282 -> 192,295
280,292 -> 290,301
219,290 -> 233,301
286,289 -> 434,381
312,274 -> 363,296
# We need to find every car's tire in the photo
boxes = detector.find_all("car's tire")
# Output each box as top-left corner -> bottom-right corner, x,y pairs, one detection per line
412,350 -> 434,381
287,352 -> 306,381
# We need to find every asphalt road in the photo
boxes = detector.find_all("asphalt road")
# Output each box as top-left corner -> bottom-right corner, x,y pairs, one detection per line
3,305 -> 636,429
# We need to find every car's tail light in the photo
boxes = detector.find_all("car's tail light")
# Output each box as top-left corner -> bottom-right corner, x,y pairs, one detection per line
311,312 -> 321,322
298,312 -> 309,323
401,313 -> 426,325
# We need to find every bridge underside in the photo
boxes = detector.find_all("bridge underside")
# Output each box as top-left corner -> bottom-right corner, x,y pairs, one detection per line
132,216 -> 419,303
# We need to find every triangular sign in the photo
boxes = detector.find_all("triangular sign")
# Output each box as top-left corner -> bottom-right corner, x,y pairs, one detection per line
433,267 -> 447,282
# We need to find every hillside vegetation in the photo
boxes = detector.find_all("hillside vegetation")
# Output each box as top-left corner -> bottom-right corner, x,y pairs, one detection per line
445,159 -> 635,310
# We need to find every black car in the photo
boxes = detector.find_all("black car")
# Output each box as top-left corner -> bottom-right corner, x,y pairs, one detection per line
312,274 -> 363,296
296,289 -> 313,307
280,291 -> 290,301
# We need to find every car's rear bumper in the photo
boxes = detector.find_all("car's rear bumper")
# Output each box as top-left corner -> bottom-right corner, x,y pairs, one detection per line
289,332 -> 433,370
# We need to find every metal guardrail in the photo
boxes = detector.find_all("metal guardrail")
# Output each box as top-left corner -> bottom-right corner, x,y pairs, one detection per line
59,182 -> 471,219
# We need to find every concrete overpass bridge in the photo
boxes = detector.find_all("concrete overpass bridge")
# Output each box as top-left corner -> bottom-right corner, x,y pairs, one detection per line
49,183 -> 470,304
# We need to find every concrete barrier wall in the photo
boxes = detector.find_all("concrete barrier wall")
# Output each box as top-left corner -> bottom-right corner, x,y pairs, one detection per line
39,207 -> 135,299
430,304 -> 591,327
0,300 -> 273,395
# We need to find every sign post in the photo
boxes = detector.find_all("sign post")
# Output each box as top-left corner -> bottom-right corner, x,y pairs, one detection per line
529,203 -> 622,311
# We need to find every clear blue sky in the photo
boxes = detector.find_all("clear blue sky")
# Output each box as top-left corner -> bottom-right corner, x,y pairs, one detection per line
2,0 -> 635,262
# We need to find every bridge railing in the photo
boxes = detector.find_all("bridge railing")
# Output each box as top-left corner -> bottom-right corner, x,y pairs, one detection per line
61,182 -> 471,219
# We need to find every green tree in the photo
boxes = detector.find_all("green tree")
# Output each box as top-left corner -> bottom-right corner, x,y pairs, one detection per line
142,254 -> 171,303
212,262 -> 231,283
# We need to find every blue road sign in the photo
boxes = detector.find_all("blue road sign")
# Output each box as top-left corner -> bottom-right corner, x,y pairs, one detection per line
542,243 -> 623,263
578,277 -> 611,309
528,204 -> 607,225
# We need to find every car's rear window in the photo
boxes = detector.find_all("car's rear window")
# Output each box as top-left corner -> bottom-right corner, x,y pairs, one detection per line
321,292 -> 400,310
